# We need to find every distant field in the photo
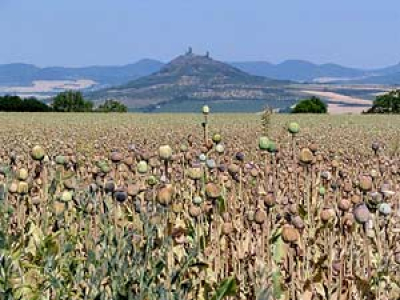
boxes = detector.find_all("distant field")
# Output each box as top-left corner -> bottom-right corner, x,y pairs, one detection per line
0,79 -> 97,98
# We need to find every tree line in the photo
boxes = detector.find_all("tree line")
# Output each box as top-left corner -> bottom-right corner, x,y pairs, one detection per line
291,89 -> 400,114
0,91 -> 127,113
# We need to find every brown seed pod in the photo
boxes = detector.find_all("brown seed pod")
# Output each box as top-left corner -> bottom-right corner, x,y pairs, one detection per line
338,198 -> 351,212
110,152 -> 123,163
255,209 -> 267,224
359,175 -> 373,192
282,225 -> 299,244
320,208 -> 335,223
263,192 -> 276,208
228,164 -> 240,175
342,213 -> 354,228
205,183 -> 221,199
299,148 -> 313,164
157,184 -> 174,206
189,205 -> 202,218
351,194 -> 362,205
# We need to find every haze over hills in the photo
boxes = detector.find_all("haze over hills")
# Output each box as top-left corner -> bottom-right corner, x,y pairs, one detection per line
1,56 -> 400,92
0,59 -> 163,87
88,51 -> 296,111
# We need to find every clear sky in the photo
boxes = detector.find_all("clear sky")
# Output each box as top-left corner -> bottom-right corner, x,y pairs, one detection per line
0,0 -> 399,68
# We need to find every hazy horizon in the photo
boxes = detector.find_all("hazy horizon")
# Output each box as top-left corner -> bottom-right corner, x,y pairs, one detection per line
1,0 -> 399,69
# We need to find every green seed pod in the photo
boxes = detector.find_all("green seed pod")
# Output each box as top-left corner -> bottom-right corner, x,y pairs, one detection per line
202,105 -> 210,115
61,191 -> 73,202
212,133 -> 222,144
159,145 -> 173,161
147,175 -> 158,186
31,145 -> 45,161
17,168 -> 29,181
17,181 -> 29,195
288,122 -> 300,134
319,186 -> 326,196
56,156 -> 66,165
259,136 -> 269,150
192,196 -> 203,205
137,161 -> 148,174
267,141 -> 277,153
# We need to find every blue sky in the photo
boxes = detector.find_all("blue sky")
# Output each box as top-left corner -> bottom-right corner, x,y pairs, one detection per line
0,0 -> 399,68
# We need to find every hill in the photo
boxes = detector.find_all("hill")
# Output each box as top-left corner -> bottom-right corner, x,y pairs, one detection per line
0,59 -> 163,87
88,52 -> 294,111
231,60 -> 366,82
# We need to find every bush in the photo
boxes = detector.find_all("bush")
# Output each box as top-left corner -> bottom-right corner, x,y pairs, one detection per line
96,99 -> 128,113
52,91 -> 93,112
366,89 -> 400,114
292,96 -> 327,114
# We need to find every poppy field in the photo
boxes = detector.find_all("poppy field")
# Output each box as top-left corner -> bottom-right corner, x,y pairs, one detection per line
0,110 -> 400,300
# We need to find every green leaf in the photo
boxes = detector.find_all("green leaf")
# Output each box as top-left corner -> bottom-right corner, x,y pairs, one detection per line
210,277 -> 237,300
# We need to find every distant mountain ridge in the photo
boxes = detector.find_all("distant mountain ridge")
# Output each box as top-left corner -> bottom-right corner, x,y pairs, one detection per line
1,57 -> 399,89
0,59 -> 163,87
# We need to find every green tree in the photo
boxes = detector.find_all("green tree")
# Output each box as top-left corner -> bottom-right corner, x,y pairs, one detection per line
0,95 -> 51,112
52,91 -> 93,112
292,96 -> 327,114
96,99 -> 128,113
367,89 -> 400,113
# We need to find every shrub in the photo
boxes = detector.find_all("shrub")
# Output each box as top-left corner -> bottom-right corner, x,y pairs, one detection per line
292,96 -> 327,114
366,89 -> 400,114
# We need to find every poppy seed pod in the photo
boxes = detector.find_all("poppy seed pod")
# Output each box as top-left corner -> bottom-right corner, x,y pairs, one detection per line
299,148 -> 313,164
202,105 -> 210,115
157,184 -> 174,206
199,153 -> 207,162
359,176 -> 373,192
61,190 -> 73,202
137,161 -> 148,174
288,122 -> 300,135
31,145 -> 45,161
235,152 -> 245,161
282,225 -> 299,244
206,159 -> 216,169
55,155 -> 66,165
267,141 -> 277,153
259,136 -> 269,150
212,133 -> 222,144
110,151 -> 123,163
104,181 -> 116,194
206,183 -> 221,199
17,168 -> 29,181
215,144 -> 225,153
378,203 -> 391,216
159,145 -> 173,161
192,196 -> 203,205
189,205 -> 202,218
353,204 -> 370,224
372,141 -> 380,153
